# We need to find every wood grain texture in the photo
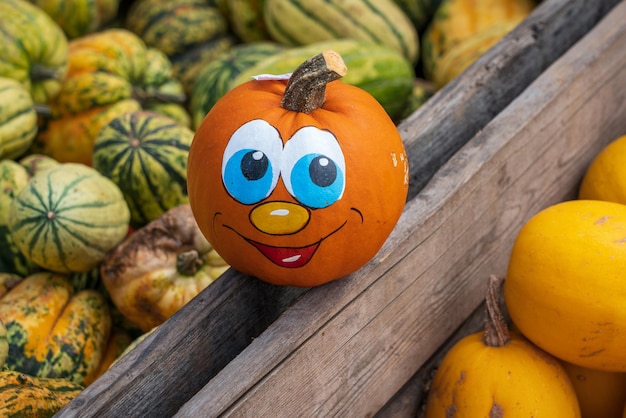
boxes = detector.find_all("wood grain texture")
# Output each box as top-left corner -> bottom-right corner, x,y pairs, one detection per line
176,3 -> 626,416
403,0 -> 621,199
56,0 -> 624,416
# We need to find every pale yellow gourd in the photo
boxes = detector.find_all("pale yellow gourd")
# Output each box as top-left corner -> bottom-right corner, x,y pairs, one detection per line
578,134 -> 626,204
561,360 -> 626,418
504,199 -> 626,371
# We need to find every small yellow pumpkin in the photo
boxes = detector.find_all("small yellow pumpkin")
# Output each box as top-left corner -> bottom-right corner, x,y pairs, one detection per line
425,275 -> 580,417
578,134 -> 626,204
561,360 -> 626,418
504,199 -> 626,371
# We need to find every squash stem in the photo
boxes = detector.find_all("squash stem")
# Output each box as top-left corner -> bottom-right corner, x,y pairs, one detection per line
177,250 -> 203,275
30,64 -> 63,81
482,274 -> 510,347
281,50 -> 347,114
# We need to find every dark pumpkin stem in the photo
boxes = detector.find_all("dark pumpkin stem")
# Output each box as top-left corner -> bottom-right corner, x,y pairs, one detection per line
177,250 -> 203,275
34,103 -> 52,117
483,274 -> 510,347
30,64 -> 63,81
281,49 -> 347,114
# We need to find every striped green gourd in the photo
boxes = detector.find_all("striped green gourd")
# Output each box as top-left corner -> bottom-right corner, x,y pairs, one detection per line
125,0 -> 229,57
391,0 -> 443,33
232,39 -> 415,120
8,163 -> 130,273
190,41 -> 286,129
0,0 -> 68,104
224,0 -> 272,42
31,0 -> 120,39
0,160 -> 34,276
92,111 -> 194,228
0,77 -> 38,160
263,0 -> 419,64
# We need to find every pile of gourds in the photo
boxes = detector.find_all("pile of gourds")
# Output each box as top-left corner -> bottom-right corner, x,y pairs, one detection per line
0,0 -> 540,414
424,134 -> 626,418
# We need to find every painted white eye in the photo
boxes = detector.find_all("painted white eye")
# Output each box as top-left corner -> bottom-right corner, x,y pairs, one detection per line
281,127 -> 346,208
222,120 -> 283,204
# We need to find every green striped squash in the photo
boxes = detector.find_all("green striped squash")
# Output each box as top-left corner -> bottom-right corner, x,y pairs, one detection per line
124,0 -> 229,57
0,0 -> 68,104
92,111 -> 194,228
0,370 -> 84,416
263,0 -> 419,64
190,41 -> 286,129
0,77 -> 38,160
224,0 -> 271,42
0,272 -> 111,386
0,160 -> 34,276
31,0 -> 120,39
8,163 -> 130,273
232,39 -> 416,120
391,0 -> 443,33
170,35 -> 238,96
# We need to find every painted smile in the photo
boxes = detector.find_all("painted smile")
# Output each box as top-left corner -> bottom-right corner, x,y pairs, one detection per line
223,220 -> 347,269
247,240 -> 320,268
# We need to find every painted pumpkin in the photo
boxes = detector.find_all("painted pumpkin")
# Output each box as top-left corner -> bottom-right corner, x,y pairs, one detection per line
187,50 -> 409,287
504,199 -> 626,372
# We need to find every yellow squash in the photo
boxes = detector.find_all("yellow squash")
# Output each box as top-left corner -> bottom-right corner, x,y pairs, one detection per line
504,199 -> 626,371
578,134 -> 626,204
425,275 -> 580,417
561,360 -> 626,418
422,0 -> 536,88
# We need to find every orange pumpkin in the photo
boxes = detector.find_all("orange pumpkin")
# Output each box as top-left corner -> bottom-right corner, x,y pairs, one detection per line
187,50 -> 409,287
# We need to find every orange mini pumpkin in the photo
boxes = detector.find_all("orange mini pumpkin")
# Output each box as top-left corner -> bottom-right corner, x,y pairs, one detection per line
187,50 -> 408,287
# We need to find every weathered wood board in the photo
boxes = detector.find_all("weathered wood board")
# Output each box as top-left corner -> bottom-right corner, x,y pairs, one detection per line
57,0 -> 625,416
176,2 -> 626,416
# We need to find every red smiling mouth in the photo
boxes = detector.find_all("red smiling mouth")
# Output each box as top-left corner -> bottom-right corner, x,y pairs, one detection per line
247,241 -> 320,268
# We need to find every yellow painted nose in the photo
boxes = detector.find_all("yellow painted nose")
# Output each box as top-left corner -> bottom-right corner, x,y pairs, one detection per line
250,201 -> 310,235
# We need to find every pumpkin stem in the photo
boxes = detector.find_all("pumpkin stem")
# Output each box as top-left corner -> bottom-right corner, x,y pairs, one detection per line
482,274 -> 510,347
30,64 -> 64,81
281,49 -> 348,114
177,250 -> 203,275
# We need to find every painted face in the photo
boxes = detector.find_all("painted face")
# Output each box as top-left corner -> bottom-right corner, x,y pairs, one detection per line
188,79 -> 408,287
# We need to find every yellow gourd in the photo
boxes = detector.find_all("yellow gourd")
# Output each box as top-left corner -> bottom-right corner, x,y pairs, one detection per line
561,360 -> 626,418
425,275 -> 580,417
504,199 -> 626,371
422,0 -> 536,88
578,134 -> 626,204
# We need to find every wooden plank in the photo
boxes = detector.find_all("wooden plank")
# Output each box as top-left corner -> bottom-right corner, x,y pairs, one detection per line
403,0 -> 621,199
375,305 -> 486,418
56,0 -> 622,416
175,3 -> 626,416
